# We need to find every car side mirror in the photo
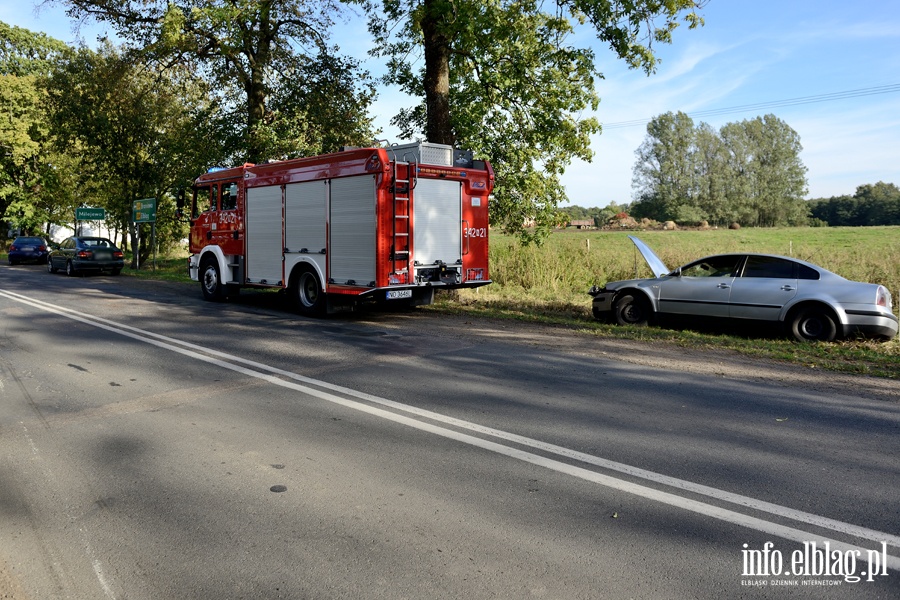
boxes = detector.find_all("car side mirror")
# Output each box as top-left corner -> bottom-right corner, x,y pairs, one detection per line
175,208 -> 193,225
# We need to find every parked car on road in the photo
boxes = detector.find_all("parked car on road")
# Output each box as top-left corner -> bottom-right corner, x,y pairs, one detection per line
7,236 -> 50,265
589,236 -> 898,342
47,236 -> 124,276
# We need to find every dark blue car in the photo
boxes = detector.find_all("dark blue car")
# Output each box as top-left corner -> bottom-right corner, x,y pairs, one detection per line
7,236 -> 50,265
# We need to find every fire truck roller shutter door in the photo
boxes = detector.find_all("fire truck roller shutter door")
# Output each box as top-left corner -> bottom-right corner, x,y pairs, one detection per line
285,181 -> 326,254
330,175 -> 377,286
413,179 -> 462,266
246,185 -> 284,285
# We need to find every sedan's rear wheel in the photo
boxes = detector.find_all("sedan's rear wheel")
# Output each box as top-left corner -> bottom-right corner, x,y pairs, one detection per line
65,260 -> 78,277
614,293 -> 652,326
790,307 -> 837,342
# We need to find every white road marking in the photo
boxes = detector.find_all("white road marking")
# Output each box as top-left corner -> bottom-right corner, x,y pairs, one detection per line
2,288 -> 898,571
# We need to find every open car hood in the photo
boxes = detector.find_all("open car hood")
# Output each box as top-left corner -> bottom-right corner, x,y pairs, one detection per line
627,235 -> 670,278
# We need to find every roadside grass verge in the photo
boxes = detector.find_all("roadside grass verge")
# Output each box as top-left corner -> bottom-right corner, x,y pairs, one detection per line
428,226 -> 900,380
425,292 -> 900,379
121,256 -> 191,283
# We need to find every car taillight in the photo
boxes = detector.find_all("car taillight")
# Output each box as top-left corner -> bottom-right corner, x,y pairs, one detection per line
38,245 -> 46,251
876,286 -> 891,309
113,250 -> 124,259
77,250 -> 93,259
9,245 -> 17,251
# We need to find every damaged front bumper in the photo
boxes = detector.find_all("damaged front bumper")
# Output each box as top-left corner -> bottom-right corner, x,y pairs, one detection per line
588,285 -> 615,320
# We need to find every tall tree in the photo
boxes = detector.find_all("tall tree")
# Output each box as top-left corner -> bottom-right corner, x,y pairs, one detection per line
0,23 -> 72,235
369,0 -> 706,241
693,122 -> 729,224
58,0 -> 375,162
45,42 -> 221,264
739,115 -> 808,226
632,113 -> 809,227
0,21 -> 70,76
810,182 -> 900,226
631,111 -> 696,221
716,120 -> 756,224
854,182 -> 900,225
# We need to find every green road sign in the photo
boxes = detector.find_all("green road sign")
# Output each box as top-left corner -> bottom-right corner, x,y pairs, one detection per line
133,198 -> 157,223
75,207 -> 105,220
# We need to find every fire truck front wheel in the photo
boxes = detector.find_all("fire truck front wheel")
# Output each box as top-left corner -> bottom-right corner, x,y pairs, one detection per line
291,268 -> 326,316
200,257 -> 226,302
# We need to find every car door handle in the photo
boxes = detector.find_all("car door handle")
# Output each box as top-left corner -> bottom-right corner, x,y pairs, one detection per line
716,283 -> 730,289
781,285 -> 795,291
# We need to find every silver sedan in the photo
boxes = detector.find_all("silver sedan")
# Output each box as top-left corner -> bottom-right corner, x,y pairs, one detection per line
589,236 -> 898,342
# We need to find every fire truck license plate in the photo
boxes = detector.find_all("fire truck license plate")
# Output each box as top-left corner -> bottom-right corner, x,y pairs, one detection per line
387,289 -> 413,300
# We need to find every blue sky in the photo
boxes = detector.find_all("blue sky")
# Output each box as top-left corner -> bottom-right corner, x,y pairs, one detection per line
4,1 -> 899,206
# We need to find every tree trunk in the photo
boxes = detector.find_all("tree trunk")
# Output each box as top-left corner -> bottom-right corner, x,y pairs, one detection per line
245,15 -> 273,164
421,0 -> 454,145
246,72 -> 267,163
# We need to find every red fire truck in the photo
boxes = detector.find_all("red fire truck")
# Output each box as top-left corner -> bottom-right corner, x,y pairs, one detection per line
184,142 -> 493,315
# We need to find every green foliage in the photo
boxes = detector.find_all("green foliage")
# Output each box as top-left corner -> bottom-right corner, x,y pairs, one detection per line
0,73 -> 51,232
263,53 -> 378,158
0,24 -> 75,233
62,0 -> 376,163
44,42 -> 219,262
0,21 -> 71,76
368,0 -> 706,242
809,182 -> 900,226
559,203 -> 627,226
632,112 -> 809,227
632,111 -> 696,220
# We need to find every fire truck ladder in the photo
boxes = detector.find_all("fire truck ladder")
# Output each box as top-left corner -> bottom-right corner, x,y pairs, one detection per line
390,160 -> 416,282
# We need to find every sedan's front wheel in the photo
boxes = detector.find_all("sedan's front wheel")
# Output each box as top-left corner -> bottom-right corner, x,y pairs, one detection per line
614,293 -> 652,326
48,259 -> 58,274
790,307 -> 837,342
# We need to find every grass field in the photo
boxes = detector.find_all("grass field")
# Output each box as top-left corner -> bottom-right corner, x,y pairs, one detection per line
5,226 -> 899,378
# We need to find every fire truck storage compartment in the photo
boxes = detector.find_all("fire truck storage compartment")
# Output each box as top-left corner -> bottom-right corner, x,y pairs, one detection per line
285,181 -> 326,255
246,185 -> 284,285
388,142 -> 453,166
414,178 -> 462,268
330,175 -> 377,286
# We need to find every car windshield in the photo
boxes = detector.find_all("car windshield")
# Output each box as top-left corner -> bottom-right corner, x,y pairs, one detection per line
16,237 -> 44,244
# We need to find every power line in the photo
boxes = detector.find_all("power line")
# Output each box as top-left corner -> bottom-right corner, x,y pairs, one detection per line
601,84 -> 900,130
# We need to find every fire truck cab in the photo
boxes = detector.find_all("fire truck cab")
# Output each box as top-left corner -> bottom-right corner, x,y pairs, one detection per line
186,143 -> 493,315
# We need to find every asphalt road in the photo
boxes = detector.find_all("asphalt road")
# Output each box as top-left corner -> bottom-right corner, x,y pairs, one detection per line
1,263 -> 898,599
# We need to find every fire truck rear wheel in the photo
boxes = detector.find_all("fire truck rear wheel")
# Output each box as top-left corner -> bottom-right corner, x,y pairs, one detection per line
292,268 -> 326,316
200,257 -> 225,302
